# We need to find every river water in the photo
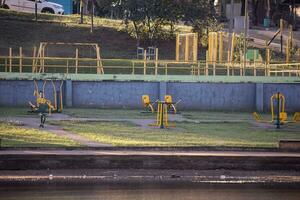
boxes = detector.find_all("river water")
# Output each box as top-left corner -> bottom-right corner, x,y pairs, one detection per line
0,182 -> 299,200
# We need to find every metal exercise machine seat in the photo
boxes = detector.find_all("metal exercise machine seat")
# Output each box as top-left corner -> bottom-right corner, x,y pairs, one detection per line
164,95 -> 181,114
142,95 -> 158,113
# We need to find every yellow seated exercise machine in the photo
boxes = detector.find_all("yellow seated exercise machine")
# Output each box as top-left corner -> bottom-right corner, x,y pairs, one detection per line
149,101 -> 175,129
164,95 -> 181,114
141,95 -> 158,113
253,92 -> 299,128
28,79 -> 64,114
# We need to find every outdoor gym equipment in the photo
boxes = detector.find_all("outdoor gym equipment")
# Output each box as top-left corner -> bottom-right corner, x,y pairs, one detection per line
141,95 -> 158,113
28,79 -> 63,114
253,92 -> 299,127
149,101 -> 174,129
164,95 -> 181,114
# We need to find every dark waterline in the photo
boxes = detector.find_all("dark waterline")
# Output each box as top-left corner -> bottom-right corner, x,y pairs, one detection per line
0,182 -> 300,200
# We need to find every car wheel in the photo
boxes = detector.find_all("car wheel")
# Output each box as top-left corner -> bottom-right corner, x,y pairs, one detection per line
41,8 -> 54,14
2,4 -> 9,9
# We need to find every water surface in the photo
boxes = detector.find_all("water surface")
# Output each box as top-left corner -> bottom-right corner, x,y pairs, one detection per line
0,182 -> 299,200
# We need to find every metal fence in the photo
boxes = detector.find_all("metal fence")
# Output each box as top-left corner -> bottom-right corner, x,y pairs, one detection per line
0,56 -> 299,77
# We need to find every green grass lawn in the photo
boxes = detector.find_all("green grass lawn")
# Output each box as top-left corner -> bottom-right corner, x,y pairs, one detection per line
63,108 -> 155,119
0,107 -> 30,117
0,122 -> 79,147
51,120 -> 300,148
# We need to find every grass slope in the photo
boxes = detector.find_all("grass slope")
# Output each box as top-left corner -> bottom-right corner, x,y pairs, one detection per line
0,9 -> 191,59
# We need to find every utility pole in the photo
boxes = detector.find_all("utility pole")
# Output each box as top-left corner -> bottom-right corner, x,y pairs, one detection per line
35,0 -> 38,22
79,0 -> 84,24
292,0 -> 296,30
90,0 -> 94,33
243,0 -> 248,75
228,0 -> 234,59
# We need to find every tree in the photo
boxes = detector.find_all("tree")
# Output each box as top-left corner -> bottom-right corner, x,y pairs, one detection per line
180,0 -> 220,46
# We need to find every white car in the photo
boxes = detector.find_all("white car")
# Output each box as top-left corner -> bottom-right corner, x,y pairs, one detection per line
2,0 -> 64,15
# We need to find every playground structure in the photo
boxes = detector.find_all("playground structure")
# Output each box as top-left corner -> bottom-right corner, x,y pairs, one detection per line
0,24 -> 299,77
141,95 -> 181,114
28,79 -> 64,114
253,92 -> 300,126
176,33 -> 198,63
32,42 -> 104,74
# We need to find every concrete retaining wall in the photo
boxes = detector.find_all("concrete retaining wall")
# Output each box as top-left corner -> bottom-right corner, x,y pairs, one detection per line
0,80 -> 300,111
1,154 -> 300,171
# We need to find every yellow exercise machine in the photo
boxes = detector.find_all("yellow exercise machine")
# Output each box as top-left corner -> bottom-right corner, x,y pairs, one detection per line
28,80 -> 63,114
164,95 -> 181,114
149,101 -> 174,129
141,95 -> 158,113
253,92 -> 299,127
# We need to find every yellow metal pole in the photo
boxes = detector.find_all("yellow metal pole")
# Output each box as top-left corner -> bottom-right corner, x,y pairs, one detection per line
193,34 -> 198,62
4,58 -> 7,72
205,50 -> 209,76
165,63 -> 168,75
176,34 -> 179,61
143,50 -> 147,75
19,47 -> 22,73
42,45 -> 45,73
219,32 -> 223,63
9,47 -> 12,72
185,35 -> 189,62
155,48 -> 158,75
132,61 -> 135,75
75,48 -> 79,74
253,49 -> 256,76
32,46 -> 37,73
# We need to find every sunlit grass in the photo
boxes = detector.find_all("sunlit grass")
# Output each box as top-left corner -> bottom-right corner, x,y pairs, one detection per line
52,120 -> 300,147
0,122 -> 79,147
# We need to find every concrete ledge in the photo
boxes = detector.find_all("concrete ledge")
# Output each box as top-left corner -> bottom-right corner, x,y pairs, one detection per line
0,150 -> 299,171
0,72 -> 300,83
279,140 -> 300,152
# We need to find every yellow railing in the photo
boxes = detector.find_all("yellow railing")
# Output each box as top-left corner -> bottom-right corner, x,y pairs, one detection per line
0,56 -> 299,77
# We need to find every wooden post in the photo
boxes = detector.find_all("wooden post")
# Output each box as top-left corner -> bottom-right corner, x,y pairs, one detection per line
19,47 -> 22,73
143,50 -> 147,75
32,46 -> 37,73
155,48 -> 158,75
75,48 -> 79,74
176,34 -> 179,61
9,47 -> 12,72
